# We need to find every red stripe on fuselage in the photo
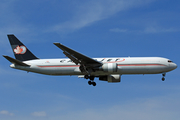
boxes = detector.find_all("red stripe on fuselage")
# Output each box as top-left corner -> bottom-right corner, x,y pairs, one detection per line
117,64 -> 166,66
37,65 -> 80,68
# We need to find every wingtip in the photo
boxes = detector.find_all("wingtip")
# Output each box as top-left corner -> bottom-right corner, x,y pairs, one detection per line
53,43 -> 62,45
3,55 -> 11,59
7,34 -> 15,37
2,55 -> 5,57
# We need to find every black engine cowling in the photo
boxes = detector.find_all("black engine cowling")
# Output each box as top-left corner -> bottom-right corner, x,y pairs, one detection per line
101,63 -> 118,72
99,75 -> 121,83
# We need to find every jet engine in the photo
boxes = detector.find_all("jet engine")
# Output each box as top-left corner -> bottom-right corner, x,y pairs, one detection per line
99,75 -> 121,83
101,63 -> 118,72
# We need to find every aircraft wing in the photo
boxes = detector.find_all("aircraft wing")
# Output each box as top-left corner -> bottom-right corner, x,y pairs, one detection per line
53,43 -> 102,67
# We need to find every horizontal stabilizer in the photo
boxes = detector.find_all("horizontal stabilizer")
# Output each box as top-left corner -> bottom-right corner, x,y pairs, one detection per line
3,55 -> 30,66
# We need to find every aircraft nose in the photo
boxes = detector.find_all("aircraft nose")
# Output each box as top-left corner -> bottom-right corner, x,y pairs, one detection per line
174,63 -> 177,69
171,63 -> 177,70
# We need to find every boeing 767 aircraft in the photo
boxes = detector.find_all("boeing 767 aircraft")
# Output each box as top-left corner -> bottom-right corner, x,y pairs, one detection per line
3,35 -> 177,86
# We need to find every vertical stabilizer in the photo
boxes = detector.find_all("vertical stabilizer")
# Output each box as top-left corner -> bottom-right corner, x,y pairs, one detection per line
8,34 -> 38,61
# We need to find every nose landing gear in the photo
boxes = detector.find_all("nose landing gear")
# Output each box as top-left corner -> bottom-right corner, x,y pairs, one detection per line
162,73 -> 166,81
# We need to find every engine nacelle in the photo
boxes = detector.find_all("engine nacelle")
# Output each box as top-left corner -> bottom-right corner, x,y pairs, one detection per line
101,63 -> 117,72
99,75 -> 121,83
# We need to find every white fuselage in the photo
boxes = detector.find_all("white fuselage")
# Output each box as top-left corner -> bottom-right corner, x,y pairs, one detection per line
10,57 -> 177,76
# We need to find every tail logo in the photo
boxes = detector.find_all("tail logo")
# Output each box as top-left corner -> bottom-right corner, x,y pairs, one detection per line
14,45 -> 27,54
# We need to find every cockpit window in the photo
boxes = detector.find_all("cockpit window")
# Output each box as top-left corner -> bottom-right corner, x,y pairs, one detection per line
168,60 -> 173,63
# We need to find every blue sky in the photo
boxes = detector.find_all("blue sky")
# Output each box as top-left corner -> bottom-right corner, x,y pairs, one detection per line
0,0 -> 180,120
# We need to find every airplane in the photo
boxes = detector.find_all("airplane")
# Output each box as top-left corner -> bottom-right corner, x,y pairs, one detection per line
3,34 -> 177,86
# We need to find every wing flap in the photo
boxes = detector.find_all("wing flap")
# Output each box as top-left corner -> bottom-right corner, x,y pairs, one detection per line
3,55 -> 30,66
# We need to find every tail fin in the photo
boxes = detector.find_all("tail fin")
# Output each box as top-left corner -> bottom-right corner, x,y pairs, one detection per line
8,34 -> 38,61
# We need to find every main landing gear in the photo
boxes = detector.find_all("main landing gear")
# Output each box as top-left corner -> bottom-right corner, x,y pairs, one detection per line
88,81 -> 96,86
84,75 -> 96,86
162,73 -> 166,81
